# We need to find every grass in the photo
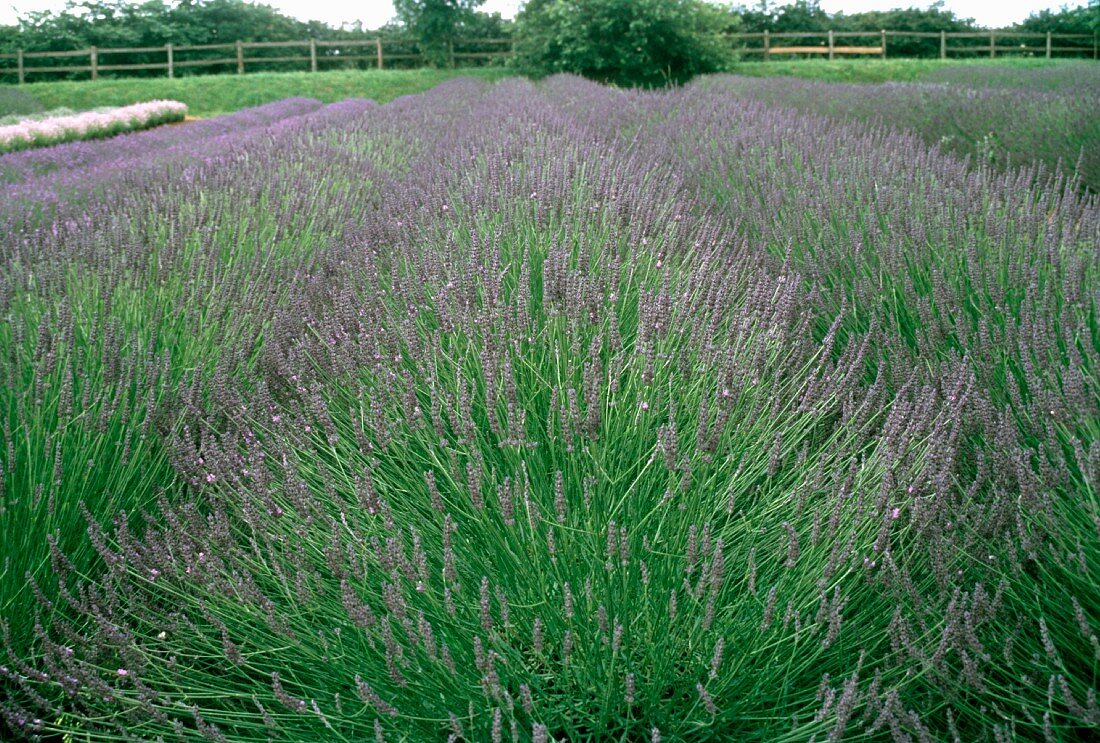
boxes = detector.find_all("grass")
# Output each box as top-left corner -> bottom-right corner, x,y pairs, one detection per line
12,66 -> 513,118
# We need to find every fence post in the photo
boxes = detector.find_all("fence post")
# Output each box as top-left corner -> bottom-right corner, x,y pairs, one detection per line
989,30 -> 995,58
940,30 -> 946,59
310,38 -> 317,72
166,43 -> 174,78
827,29 -> 834,60
376,38 -> 383,69
236,40 -> 244,74
763,30 -> 770,61
17,48 -> 24,84
90,46 -> 98,80
880,29 -> 886,59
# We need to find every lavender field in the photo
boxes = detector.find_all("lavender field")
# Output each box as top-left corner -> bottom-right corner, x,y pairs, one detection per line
1,72 -> 1098,741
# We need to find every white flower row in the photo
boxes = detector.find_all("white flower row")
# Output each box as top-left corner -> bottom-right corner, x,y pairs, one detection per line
0,100 -> 188,153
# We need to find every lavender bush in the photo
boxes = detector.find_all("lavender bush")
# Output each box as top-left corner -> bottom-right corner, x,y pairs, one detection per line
1,75 -> 1097,741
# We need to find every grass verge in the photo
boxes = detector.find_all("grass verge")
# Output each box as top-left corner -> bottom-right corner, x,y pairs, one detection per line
12,67 -> 512,118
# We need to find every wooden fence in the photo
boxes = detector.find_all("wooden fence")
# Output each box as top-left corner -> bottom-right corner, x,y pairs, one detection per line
0,37 -> 514,84
728,30 -> 1097,61
1,29 -> 1096,83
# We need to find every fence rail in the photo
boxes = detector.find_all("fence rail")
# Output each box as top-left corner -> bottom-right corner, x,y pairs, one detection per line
0,29 -> 1095,83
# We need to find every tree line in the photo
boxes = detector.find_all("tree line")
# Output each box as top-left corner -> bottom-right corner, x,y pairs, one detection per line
0,0 -> 512,67
1,0 -> 1096,86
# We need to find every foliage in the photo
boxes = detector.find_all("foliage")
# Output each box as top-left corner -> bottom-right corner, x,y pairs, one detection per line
514,0 -> 736,87
737,0 -> 830,33
459,8 -> 513,38
0,0 -> 510,80
394,0 -> 488,67
731,1 -> 1097,58
1016,2 -> 1100,35
6,0 -> 319,50
734,1 -> 981,57
736,0 -> 976,33
16,58 -> 1085,117
19,58 -> 1090,121
832,1 -> 978,57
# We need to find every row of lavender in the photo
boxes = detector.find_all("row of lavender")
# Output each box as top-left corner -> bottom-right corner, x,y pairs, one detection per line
691,72 -> 1100,192
0,96 -> 379,658
1,76 -> 1097,741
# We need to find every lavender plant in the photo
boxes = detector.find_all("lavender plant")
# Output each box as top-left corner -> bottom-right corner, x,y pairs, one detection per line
1,74 -> 1097,742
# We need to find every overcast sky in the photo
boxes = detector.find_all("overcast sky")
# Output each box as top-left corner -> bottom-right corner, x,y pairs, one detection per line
0,0 -> 1089,32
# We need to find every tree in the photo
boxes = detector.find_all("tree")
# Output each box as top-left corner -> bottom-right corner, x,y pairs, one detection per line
0,0 -> 394,79
1016,2 -> 1099,36
394,0 -> 486,67
514,0 -> 736,88
832,2 -> 976,57
5,0 -> 317,51
736,0 -> 828,33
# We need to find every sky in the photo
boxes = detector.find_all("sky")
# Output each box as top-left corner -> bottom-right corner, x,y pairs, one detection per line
0,0 -> 1089,31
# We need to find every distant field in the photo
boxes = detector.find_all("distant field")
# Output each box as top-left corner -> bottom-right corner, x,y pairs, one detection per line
12,67 -> 512,117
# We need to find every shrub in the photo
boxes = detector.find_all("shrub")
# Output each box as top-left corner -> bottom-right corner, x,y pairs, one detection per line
513,0 -> 735,87
395,0 -> 489,68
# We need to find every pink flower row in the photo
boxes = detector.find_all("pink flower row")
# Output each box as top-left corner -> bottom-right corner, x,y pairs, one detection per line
0,100 -> 188,153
